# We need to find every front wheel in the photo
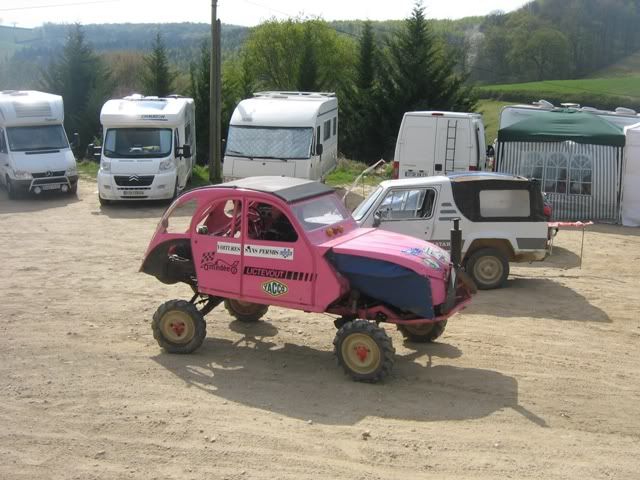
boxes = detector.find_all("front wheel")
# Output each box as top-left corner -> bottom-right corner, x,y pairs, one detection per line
224,299 -> 268,323
334,320 -> 395,383
152,299 -> 206,353
397,320 -> 447,343
465,247 -> 509,290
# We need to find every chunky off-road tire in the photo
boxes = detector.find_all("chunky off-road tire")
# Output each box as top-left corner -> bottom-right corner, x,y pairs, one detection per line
333,320 -> 395,383
224,299 -> 268,323
465,247 -> 509,290
397,320 -> 447,343
152,299 -> 206,354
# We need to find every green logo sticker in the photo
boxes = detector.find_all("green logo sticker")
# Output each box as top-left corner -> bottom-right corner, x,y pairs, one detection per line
262,280 -> 288,297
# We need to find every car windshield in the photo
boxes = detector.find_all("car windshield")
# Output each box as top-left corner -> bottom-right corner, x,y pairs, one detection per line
352,186 -> 383,221
292,194 -> 349,231
226,126 -> 313,160
104,128 -> 172,158
6,125 -> 69,152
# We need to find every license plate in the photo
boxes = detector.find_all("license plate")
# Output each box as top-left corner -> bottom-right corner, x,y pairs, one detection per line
40,184 -> 61,191
405,170 -> 427,178
122,190 -> 145,196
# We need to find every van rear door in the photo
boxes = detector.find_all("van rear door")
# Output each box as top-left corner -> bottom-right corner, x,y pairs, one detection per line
397,115 -> 436,178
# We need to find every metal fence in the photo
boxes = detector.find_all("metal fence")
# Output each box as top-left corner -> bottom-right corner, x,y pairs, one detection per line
496,141 -> 623,222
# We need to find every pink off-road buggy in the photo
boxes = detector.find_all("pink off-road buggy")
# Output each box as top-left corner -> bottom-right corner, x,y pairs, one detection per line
141,177 -> 473,382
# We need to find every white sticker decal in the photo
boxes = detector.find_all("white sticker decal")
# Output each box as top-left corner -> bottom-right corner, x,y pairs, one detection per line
244,244 -> 294,261
217,242 -> 241,255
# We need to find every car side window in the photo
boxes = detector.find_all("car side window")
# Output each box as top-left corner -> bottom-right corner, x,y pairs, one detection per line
0,129 -> 6,154
378,188 -> 436,220
247,201 -> 298,243
196,199 -> 243,238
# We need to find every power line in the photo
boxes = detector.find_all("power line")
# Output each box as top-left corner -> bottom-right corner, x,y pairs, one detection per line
0,0 -> 119,12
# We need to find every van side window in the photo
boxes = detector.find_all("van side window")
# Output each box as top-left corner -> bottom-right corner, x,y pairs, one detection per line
0,129 -> 7,153
378,188 -> 436,220
323,120 -> 331,141
316,126 -> 321,149
332,117 -> 337,136
185,123 -> 191,146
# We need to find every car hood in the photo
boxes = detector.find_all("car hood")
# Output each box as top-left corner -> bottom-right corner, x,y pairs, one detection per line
325,228 -> 450,281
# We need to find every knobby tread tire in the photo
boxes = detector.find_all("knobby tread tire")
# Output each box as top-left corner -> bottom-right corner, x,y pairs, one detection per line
397,320 -> 447,343
224,299 -> 268,323
152,299 -> 206,354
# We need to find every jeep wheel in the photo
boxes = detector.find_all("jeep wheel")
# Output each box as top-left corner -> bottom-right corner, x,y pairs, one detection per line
397,320 -> 447,343
466,247 -> 509,290
334,320 -> 395,383
152,299 -> 206,353
224,299 -> 268,323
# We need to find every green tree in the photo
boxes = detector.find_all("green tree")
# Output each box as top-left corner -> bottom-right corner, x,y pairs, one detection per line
520,27 -> 572,80
41,24 -> 112,154
297,25 -> 319,91
374,2 -> 476,158
142,32 -> 176,97
189,42 -> 210,165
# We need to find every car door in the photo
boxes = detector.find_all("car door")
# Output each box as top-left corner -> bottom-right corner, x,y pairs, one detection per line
241,196 -> 314,307
375,186 -> 439,241
191,197 -> 244,295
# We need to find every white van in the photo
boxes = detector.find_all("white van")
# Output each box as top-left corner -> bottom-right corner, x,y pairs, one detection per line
393,111 -> 487,179
0,90 -> 78,199
96,94 -> 195,204
223,91 -> 338,181
499,100 -> 640,131
353,172 -> 550,290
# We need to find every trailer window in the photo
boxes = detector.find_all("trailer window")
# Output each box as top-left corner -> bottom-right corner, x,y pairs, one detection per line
104,128 -> 172,158
226,126 -> 313,160
332,117 -> 337,136
6,125 -> 69,152
479,190 -> 530,218
323,120 -> 331,141
569,155 -> 592,196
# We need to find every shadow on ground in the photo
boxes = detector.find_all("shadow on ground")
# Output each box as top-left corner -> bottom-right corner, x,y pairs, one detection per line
153,320 -> 547,427
467,277 -> 610,322
96,200 -> 169,219
0,189 -> 80,214
517,246 -> 581,270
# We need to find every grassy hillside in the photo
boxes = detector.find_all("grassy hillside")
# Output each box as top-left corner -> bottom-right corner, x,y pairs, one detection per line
591,51 -> 640,78
477,77 -> 640,112
477,99 -> 515,144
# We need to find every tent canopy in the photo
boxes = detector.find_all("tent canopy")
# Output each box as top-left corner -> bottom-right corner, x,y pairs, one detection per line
498,110 -> 625,147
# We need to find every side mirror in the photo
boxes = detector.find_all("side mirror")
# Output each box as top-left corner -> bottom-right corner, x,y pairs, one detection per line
179,144 -> 192,158
373,210 -> 382,227
315,143 -> 323,156
70,132 -> 79,149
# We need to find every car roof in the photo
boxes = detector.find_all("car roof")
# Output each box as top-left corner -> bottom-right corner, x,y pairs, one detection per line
378,172 -> 529,189
215,176 -> 335,203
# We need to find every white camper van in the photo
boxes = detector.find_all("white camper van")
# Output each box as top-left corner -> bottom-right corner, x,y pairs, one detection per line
392,111 -> 487,179
223,91 -> 338,181
96,94 -> 195,204
499,100 -> 640,131
0,90 -> 78,199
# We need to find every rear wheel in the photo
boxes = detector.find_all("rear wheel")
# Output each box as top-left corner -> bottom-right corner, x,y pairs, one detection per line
224,299 -> 268,323
397,320 -> 447,343
334,320 -> 395,383
152,299 -> 206,353
466,247 -> 509,290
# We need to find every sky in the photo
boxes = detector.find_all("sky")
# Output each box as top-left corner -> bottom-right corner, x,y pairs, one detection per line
0,0 -> 531,28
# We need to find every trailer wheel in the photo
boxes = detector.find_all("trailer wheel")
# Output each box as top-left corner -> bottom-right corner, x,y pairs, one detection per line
397,320 -> 447,343
334,320 -> 395,383
466,247 -> 509,290
224,299 -> 268,323
152,299 -> 206,354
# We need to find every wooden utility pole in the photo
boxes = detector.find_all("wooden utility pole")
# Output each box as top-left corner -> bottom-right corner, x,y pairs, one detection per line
209,0 -> 222,183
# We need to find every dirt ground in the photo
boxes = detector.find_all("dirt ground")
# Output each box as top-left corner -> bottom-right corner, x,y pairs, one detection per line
1,178 -> 639,480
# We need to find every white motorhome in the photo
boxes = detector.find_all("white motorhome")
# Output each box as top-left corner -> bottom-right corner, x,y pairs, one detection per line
97,94 -> 195,204
392,111 -> 487,179
0,90 -> 78,198
223,91 -> 338,181
499,100 -> 640,131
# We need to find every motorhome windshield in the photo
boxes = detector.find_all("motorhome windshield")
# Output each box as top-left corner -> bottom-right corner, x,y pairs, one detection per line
6,125 -> 68,152
104,128 -> 172,158
226,126 -> 313,159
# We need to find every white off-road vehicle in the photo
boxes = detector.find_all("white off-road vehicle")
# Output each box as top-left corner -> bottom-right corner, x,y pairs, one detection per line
353,172 -> 551,289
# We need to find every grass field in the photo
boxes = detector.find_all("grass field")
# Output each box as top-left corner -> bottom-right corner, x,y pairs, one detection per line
476,99 -> 515,144
591,52 -> 640,78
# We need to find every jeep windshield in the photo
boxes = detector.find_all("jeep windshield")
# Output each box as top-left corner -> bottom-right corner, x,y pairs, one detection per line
352,186 -> 383,221
6,125 -> 69,152
226,126 -> 313,160
292,194 -> 349,231
104,128 -> 172,158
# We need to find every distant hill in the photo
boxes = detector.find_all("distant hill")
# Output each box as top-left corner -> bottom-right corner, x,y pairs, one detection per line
591,51 -> 640,78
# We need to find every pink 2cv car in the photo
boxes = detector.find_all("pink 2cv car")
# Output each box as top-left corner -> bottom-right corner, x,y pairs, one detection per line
141,177 -> 474,382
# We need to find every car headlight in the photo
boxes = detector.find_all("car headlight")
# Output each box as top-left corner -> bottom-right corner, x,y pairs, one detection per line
66,166 -> 77,176
159,159 -> 175,171
13,170 -> 32,180
100,160 -> 111,172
